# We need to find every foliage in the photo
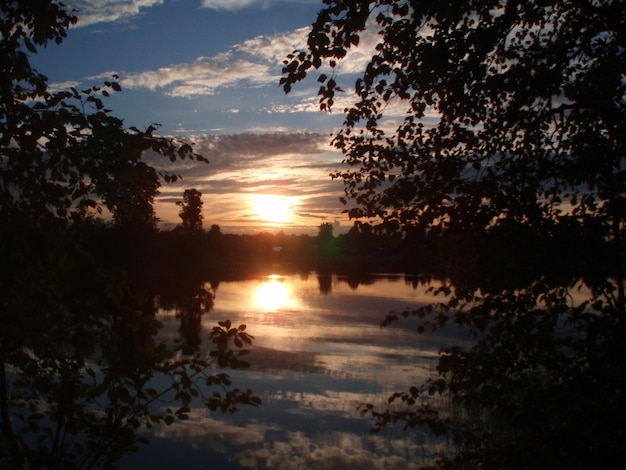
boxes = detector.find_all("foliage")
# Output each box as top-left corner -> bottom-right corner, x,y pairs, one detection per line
0,2 -> 257,468
283,0 -> 626,467
110,161 -> 161,231
282,0 -> 625,240
176,188 -> 204,233
0,1 -> 206,225
365,276 -> 626,469
0,220 -> 262,469
317,222 -> 334,240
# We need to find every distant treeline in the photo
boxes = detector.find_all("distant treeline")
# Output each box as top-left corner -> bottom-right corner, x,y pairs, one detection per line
76,217 -> 610,291
78,219 -> 435,283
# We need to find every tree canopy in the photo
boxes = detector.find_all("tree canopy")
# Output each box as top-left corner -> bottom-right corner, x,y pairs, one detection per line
0,1 -> 206,225
283,1 -> 626,467
177,188 -> 204,233
0,2 -> 259,467
282,0 -> 625,245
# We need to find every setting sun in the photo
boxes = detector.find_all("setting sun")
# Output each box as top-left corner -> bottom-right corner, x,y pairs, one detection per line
252,194 -> 297,224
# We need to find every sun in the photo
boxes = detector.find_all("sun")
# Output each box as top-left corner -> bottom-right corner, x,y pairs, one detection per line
253,194 -> 296,224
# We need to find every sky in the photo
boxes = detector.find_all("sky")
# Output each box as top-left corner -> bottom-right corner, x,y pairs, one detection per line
31,0 -> 384,235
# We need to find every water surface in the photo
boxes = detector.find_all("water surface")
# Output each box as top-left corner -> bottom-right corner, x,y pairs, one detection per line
120,273 -> 469,469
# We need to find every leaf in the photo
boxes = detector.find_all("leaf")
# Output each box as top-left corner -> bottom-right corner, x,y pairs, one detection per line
24,38 -> 37,53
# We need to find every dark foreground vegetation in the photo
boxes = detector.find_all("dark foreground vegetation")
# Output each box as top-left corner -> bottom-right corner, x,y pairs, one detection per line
0,3 -> 260,468
2,0 -> 626,469
282,1 -> 626,468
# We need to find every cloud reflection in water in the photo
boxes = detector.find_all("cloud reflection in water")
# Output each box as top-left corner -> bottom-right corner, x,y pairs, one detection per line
122,274 -> 464,469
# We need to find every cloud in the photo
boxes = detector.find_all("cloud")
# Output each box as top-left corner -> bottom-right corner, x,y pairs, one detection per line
117,28 -> 309,98
68,7 -> 373,116
234,28 -> 309,63
177,131 -> 334,170
111,19 -> 383,118
119,53 -> 271,97
67,0 -> 164,27
269,94 -> 355,114
47,81 -> 82,92
201,0 -> 268,10
201,0 -> 318,11
88,16 -> 375,107
156,413 -> 425,470
152,131 -> 347,233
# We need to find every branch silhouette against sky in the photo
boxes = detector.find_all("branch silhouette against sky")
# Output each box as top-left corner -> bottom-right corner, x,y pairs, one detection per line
32,0 -> 396,233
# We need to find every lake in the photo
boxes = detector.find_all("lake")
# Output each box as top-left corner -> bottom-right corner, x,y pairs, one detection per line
119,273 -> 471,469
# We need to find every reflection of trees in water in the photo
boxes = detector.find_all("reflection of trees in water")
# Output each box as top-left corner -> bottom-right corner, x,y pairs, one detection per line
284,1 -> 626,467
0,224 -> 260,469
178,307 -> 203,354
318,273 -> 411,294
0,3 -> 260,467
317,274 -> 333,294
159,282 -> 215,354
366,275 -> 626,468
404,274 -> 435,291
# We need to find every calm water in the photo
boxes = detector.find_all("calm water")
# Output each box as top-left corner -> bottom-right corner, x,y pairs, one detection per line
119,273 -> 470,470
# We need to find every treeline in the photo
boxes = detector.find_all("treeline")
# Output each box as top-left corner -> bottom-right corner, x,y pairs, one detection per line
76,219 -> 434,282
76,214 -> 611,291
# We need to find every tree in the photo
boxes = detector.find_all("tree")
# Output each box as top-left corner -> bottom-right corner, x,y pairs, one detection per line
317,221 -> 334,241
110,161 -> 161,231
0,2 -> 258,467
1,12 -> 202,225
316,221 -> 340,265
208,224 -> 222,236
177,188 -> 204,233
281,0 -> 625,269
283,1 -> 626,467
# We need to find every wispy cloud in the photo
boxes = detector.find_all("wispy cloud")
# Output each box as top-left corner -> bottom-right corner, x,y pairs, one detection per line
153,132 -> 347,233
201,0 -> 318,11
112,21 -> 385,120
63,5 -> 379,119
67,0 -> 164,27
120,54 -> 272,97
234,27 -> 310,63
117,27 -> 310,98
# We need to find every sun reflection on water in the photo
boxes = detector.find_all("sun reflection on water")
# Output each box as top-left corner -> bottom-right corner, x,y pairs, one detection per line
254,275 -> 295,311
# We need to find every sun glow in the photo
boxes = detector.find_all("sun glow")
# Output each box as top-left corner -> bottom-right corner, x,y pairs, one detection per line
252,194 -> 296,224
255,275 -> 294,311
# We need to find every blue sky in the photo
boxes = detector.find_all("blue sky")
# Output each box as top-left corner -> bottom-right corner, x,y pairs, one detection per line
32,0 -> 384,234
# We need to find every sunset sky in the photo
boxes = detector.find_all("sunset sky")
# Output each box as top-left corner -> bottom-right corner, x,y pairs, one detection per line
31,0 -> 388,234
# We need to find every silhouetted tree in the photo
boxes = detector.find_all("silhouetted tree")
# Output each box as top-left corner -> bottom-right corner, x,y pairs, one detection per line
346,221 -> 375,255
110,162 -> 160,231
316,222 -> 340,271
208,223 -> 222,236
282,0 -> 624,275
0,2 -> 258,467
317,222 -> 334,241
177,188 -> 204,233
284,1 -> 626,468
